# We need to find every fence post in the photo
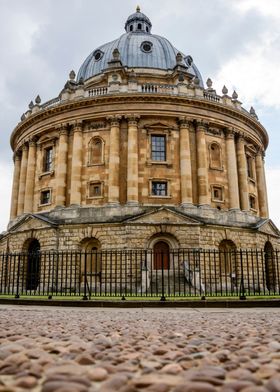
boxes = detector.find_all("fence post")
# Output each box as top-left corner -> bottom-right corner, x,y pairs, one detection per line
239,250 -> 246,300
15,253 -> 20,299
82,252 -> 88,300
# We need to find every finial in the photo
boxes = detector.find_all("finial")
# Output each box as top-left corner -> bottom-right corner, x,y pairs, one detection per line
176,52 -> 183,64
136,5 -> 140,12
35,95 -> 41,104
69,70 -> 76,80
249,106 -> 258,119
29,101 -> 34,109
222,85 -> 228,95
206,78 -> 212,88
232,90 -> 238,100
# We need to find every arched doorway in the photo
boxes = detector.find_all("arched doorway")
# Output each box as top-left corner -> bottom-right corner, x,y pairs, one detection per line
26,239 -> 41,291
153,241 -> 170,270
264,242 -> 275,291
80,238 -> 101,276
219,240 -> 237,274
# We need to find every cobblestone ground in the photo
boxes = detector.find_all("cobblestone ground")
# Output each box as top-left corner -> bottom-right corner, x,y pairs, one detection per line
0,306 -> 280,392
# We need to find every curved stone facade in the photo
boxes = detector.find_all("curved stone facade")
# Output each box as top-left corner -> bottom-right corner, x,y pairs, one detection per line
1,8 -> 279,253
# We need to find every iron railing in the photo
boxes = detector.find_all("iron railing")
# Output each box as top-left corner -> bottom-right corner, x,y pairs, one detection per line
0,249 -> 279,300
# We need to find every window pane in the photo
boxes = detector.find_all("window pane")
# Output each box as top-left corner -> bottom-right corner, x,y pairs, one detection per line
41,190 -> 50,205
152,181 -> 167,196
151,135 -> 166,161
44,148 -> 53,172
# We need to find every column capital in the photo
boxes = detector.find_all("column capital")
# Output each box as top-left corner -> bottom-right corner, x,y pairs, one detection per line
21,143 -> 28,152
56,123 -> 68,136
224,127 -> 236,139
256,147 -> 265,159
196,119 -> 209,131
13,150 -> 22,161
125,114 -> 140,125
28,137 -> 37,147
107,115 -> 122,126
236,132 -> 246,142
177,116 -> 192,128
71,121 -> 83,132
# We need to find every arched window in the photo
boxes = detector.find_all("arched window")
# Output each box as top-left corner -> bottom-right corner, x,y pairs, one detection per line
130,25 -> 133,32
88,137 -> 104,165
137,23 -> 142,30
209,142 -> 222,169
80,238 -> 102,278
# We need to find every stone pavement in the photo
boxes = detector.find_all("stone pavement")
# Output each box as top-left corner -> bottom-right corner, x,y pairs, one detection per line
0,306 -> 280,391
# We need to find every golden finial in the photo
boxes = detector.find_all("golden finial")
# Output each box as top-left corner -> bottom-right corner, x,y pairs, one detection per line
136,5 -> 140,12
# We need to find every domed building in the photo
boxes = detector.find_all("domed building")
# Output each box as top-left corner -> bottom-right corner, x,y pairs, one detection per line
0,8 -> 279,296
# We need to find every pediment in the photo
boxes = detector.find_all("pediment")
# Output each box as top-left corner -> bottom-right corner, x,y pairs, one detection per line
125,208 -> 201,225
144,122 -> 176,131
9,214 -> 57,233
257,219 -> 280,237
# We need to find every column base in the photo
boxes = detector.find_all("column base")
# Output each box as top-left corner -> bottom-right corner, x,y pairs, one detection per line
126,201 -> 139,206
108,202 -> 120,207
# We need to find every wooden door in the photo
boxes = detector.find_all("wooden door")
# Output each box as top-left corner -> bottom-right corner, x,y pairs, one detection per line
154,241 -> 170,270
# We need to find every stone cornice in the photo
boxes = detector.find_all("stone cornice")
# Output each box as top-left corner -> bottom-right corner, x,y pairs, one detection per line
11,93 -> 269,151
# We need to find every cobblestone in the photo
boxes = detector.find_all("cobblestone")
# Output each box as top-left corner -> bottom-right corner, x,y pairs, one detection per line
0,306 -> 279,391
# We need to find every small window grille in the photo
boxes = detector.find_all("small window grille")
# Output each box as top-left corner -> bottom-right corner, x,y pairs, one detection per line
152,181 -> 167,196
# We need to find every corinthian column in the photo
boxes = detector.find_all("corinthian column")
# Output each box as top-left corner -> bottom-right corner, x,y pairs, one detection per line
196,120 -> 210,206
225,128 -> 240,210
70,122 -> 83,206
236,134 -> 249,211
23,140 -> 37,213
107,116 -> 121,205
256,150 -> 269,218
17,144 -> 28,216
56,124 -> 68,207
126,115 -> 139,204
179,117 -> 193,205
10,151 -> 21,219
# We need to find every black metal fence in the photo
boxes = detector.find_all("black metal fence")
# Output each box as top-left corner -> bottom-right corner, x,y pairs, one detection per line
0,249 -> 279,300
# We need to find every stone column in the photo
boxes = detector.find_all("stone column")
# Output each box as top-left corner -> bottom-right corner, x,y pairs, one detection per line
256,150 -> 269,218
70,122 -> 83,206
17,144 -> 28,216
108,116 -> 121,205
225,129 -> 240,210
9,151 -> 21,219
179,117 -> 193,205
236,134 -> 249,211
23,140 -> 37,213
126,115 -> 139,204
196,120 -> 210,206
56,124 -> 69,207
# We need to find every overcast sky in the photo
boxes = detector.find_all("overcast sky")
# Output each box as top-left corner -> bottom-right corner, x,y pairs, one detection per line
0,0 -> 280,232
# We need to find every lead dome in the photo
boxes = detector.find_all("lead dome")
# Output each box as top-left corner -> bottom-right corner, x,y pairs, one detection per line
77,7 -> 203,85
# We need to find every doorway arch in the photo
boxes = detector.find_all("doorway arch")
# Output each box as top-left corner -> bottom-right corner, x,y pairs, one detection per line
26,239 -> 41,291
80,238 -> 101,275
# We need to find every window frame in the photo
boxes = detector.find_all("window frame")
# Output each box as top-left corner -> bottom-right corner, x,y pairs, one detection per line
146,127 -> 172,166
249,194 -> 257,211
211,184 -> 224,203
87,181 -> 104,199
149,178 -> 172,198
208,142 -> 223,171
39,188 -> 52,207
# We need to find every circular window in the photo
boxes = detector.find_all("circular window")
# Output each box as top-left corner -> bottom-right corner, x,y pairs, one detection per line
93,50 -> 103,61
141,41 -> 153,53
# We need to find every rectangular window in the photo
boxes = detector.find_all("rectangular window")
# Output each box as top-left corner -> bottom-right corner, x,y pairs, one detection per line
41,190 -> 51,205
151,135 -> 166,161
246,155 -> 253,179
89,182 -> 102,198
249,195 -> 256,210
212,186 -> 223,201
43,147 -> 53,172
152,181 -> 167,196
